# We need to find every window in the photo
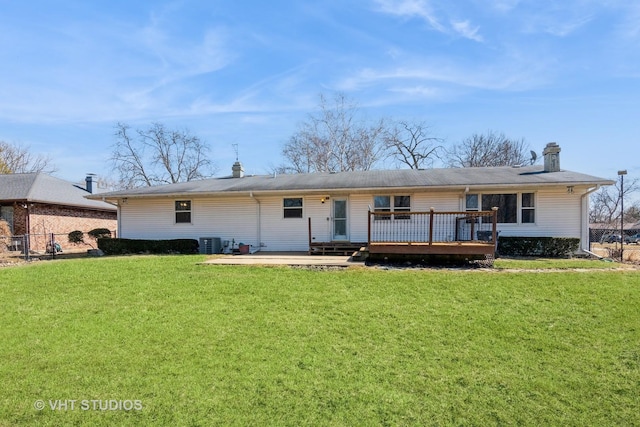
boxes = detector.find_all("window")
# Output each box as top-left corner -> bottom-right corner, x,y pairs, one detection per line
465,194 -> 479,212
374,196 -> 391,212
394,195 -> 411,219
466,193 -> 534,224
0,206 -> 14,233
374,195 -> 410,219
521,193 -> 535,223
482,194 -> 517,223
464,194 -> 479,223
283,198 -> 303,218
175,200 -> 191,223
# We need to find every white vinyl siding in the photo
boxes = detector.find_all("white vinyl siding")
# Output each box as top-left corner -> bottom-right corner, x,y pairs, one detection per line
118,187 -> 586,252
260,196 -> 309,251
120,197 -> 259,247
495,189 -> 581,238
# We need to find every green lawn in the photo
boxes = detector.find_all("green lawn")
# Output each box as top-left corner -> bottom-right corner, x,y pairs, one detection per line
0,256 -> 638,426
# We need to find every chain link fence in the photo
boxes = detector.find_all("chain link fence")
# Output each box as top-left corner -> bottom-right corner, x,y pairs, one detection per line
589,227 -> 640,262
1,230 -> 117,261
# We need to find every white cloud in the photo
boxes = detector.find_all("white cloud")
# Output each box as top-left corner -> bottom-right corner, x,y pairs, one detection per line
617,3 -> 640,39
373,0 -> 446,32
451,20 -> 483,42
488,0 -> 521,13
373,0 -> 484,42
336,49 -> 553,96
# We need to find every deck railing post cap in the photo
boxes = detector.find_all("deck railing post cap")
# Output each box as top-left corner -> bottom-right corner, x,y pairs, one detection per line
492,207 -> 499,211
430,207 -> 435,211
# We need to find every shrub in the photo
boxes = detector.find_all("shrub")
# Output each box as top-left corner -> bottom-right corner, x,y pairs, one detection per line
68,230 -> 85,245
88,228 -> 112,240
497,237 -> 580,258
97,238 -> 199,255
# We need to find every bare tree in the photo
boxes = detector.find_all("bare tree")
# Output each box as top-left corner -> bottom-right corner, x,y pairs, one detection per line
0,141 -> 57,174
111,122 -> 215,188
446,131 -> 531,168
589,177 -> 640,224
281,93 -> 386,173
384,120 -> 444,169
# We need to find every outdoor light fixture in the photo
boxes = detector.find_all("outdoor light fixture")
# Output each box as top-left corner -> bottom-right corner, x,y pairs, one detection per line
618,170 -> 627,263
567,186 -> 574,194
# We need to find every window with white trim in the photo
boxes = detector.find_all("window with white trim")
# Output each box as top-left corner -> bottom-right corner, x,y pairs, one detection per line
466,194 -> 479,212
374,195 -> 411,219
482,194 -> 517,223
175,200 -> 191,223
465,193 -> 535,224
283,198 -> 303,218
521,193 -> 535,223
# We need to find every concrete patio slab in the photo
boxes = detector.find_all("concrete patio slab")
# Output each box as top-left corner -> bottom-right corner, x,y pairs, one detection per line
202,252 -> 361,266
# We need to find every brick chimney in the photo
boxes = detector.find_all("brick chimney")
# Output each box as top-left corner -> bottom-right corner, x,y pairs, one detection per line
543,142 -> 561,172
232,161 -> 244,178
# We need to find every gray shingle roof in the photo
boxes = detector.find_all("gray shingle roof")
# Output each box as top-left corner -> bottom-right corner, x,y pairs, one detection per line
0,173 -> 116,211
88,166 -> 614,200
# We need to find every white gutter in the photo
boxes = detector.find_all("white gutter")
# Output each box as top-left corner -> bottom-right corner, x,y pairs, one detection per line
86,181 -> 615,202
580,185 -> 601,253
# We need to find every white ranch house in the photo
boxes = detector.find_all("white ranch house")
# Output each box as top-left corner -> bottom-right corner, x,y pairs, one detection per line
91,144 -> 614,255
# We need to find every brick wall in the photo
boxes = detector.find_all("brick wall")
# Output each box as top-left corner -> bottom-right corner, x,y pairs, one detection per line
23,203 -> 117,251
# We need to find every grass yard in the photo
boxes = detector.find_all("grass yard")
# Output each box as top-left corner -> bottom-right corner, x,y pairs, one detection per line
0,256 -> 638,426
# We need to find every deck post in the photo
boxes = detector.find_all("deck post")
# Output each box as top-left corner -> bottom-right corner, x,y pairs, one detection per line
367,210 -> 372,247
428,207 -> 434,246
470,214 -> 476,241
308,217 -> 312,255
491,207 -> 498,245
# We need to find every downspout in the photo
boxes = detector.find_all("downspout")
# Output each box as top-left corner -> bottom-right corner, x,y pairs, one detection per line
580,185 -> 600,254
249,192 -> 261,253
101,197 -> 120,238
116,203 -> 122,239
24,202 -> 31,260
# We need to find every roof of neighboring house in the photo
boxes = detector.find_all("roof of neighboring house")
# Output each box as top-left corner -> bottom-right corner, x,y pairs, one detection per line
0,173 -> 117,211
590,221 -> 640,231
88,165 -> 615,200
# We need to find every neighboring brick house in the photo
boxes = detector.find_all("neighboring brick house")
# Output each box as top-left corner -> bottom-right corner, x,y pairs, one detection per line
0,173 -> 117,251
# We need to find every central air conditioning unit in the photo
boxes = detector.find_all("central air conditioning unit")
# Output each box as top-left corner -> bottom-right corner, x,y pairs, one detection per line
199,237 -> 221,254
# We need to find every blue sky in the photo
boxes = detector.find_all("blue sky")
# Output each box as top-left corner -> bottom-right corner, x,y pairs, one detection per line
1,0 -> 638,187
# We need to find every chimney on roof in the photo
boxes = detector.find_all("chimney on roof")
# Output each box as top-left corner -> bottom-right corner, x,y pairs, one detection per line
85,174 -> 96,193
232,161 -> 244,178
543,142 -> 561,172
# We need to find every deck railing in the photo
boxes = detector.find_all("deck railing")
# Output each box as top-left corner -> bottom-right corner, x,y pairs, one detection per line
368,208 -> 498,245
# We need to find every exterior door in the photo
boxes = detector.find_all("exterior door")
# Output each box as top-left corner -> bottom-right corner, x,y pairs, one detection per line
333,198 -> 348,241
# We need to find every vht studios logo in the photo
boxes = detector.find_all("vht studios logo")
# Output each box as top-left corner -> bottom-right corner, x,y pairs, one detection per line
34,399 -> 143,411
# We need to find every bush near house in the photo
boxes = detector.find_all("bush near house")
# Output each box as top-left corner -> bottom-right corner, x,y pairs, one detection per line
88,228 -> 112,240
97,237 -> 199,255
67,230 -> 86,245
498,237 -> 580,258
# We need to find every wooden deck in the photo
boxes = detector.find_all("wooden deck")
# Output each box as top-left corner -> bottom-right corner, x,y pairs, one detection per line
368,241 -> 497,256
307,209 -> 499,263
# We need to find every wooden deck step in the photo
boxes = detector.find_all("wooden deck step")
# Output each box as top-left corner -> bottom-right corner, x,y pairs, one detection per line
309,242 -> 367,256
